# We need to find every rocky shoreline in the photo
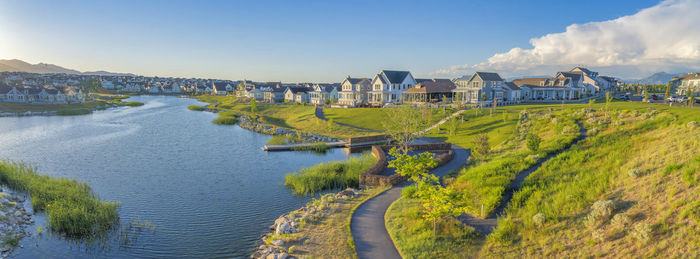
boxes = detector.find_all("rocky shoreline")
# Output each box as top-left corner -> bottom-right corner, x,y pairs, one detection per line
235,114 -> 338,143
250,188 -> 362,259
0,189 -> 34,258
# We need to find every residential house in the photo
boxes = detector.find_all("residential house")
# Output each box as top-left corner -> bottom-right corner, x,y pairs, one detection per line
122,83 -> 143,93
309,83 -> 341,105
512,76 -> 584,101
676,73 -> 700,96
569,67 -> 613,95
212,82 -> 234,95
264,86 -> 287,103
196,84 -> 213,94
402,80 -> 456,103
338,77 -> 371,107
369,70 -> 417,105
283,86 -> 310,103
452,72 -> 507,104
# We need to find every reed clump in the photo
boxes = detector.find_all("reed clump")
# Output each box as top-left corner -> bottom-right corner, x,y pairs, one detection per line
285,154 -> 376,195
0,161 -> 120,238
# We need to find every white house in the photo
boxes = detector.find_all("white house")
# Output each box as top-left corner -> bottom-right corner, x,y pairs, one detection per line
212,82 -> 234,95
368,70 -> 416,105
284,86 -> 310,103
309,83 -> 341,105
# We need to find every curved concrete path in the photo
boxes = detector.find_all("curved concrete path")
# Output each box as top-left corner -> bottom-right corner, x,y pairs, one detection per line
351,143 -> 470,259
458,123 -> 588,235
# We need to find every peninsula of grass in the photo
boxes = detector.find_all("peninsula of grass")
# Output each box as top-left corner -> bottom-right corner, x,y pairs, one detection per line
212,112 -> 238,125
188,105 -> 205,111
123,101 -> 144,107
285,153 -> 377,195
196,96 -> 375,138
0,161 -> 120,237
266,135 -> 292,145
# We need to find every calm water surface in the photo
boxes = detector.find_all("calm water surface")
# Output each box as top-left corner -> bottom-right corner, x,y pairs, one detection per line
0,96 -> 359,258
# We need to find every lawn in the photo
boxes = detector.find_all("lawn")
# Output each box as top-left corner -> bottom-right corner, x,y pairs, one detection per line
197,96 -> 376,138
323,107 -> 455,132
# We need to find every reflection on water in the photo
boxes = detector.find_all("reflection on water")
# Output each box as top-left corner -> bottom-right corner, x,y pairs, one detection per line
0,95 -> 360,258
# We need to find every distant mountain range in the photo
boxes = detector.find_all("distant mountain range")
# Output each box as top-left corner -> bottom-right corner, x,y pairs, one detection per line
0,59 -> 134,76
624,72 -> 686,85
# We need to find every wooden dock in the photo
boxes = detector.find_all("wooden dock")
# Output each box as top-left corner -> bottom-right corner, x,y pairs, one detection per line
261,140 -> 389,151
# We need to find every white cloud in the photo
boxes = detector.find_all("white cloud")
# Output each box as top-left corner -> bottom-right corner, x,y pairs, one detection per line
432,0 -> 700,79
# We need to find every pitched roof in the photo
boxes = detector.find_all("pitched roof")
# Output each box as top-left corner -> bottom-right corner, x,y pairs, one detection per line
345,77 -> 369,85
504,82 -> 521,91
381,70 -> 411,84
213,82 -> 229,91
558,72 -> 582,82
286,86 -> 310,94
403,81 -> 456,94
475,72 -> 504,81
512,77 -> 552,87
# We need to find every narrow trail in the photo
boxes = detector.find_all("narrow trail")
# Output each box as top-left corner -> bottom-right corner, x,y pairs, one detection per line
314,106 -> 382,132
351,141 -> 470,259
421,109 -> 467,134
458,123 -> 588,235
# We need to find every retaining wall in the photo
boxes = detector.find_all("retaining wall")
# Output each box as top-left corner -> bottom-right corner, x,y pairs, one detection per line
359,143 -> 454,186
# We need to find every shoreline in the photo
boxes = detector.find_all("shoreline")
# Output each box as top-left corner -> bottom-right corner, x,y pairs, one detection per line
0,188 -> 34,259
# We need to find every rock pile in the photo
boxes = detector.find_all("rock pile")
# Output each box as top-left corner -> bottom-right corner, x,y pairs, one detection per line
250,188 -> 361,259
0,191 -> 34,258
237,115 -> 337,143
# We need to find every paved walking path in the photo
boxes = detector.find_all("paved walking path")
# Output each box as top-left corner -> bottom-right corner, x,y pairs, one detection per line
351,142 -> 470,259
421,109 -> 467,134
314,106 -> 383,133
458,123 -> 588,235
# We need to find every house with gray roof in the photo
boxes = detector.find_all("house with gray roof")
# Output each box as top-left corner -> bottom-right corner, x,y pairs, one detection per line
338,76 -> 371,107
369,70 -> 416,105
452,72 -> 507,104
309,83 -> 341,105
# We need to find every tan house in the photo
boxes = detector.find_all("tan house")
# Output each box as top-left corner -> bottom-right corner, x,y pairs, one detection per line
338,77 -> 371,107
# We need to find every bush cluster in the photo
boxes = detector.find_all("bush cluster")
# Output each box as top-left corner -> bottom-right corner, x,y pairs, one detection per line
632,222 -> 652,242
585,200 -> 616,228
284,154 -> 376,195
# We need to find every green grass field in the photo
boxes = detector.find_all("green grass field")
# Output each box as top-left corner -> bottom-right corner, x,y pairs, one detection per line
323,107 -> 455,132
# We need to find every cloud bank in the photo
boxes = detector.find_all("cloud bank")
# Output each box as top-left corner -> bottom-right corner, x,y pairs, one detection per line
433,0 -> 700,79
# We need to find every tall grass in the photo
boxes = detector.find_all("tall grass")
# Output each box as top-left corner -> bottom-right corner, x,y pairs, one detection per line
123,101 -> 144,107
56,109 -> 93,116
188,105 -> 205,111
266,135 -> 291,145
212,112 -> 238,125
291,142 -> 331,152
0,161 -> 119,237
284,153 -> 377,195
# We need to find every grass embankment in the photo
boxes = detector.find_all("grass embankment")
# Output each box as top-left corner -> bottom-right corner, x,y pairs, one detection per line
285,154 -> 377,195
323,107 -> 455,132
386,101 -> 699,257
0,102 -> 99,116
482,106 -> 700,257
386,197 -> 482,259
123,101 -> 144,107
451,112 -> 581,216
197,96 -> 375,138
281,186 -> 389,258
0,161 -> 119,237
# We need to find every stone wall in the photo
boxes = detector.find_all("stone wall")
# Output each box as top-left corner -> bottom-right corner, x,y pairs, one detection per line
359,143 -> 454,186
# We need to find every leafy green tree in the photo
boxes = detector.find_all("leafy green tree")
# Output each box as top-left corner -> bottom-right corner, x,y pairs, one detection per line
664,84 -> 671,103
415,182 -> 464,238
472,133 -> 490,158
588,98 -> 595,108
250,98 -> 257,114
690,87 -> 696,107
643,86 -> 649,103
526,133 -> 541,153
387,147 -> 437,184
447,116 -> 458,136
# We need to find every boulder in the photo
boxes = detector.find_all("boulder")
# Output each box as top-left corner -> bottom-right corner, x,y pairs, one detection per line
275,222 -> 294,235
270,239 -> 284,247
266,253 -> 289,259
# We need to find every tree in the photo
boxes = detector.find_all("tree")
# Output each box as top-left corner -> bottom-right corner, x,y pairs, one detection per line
415,182 -> 464,238
588,99 -> 595,108
327,118 -> 335,132
643,86 -> 649,103
472,133 -> 490,158
664,84 -> 671,103
526,133 -> 541,153
250,98 -> 257,114
690,87 -> 696,107
447,116 -> 459,136
387,147 -> 438,184
324,98 -> 331,105
382,105 -> 430,153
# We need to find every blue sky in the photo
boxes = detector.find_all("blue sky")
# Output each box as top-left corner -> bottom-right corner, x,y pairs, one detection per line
0,0 -> 680,82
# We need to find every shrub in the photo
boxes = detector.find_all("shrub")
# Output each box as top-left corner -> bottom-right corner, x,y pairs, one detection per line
532,213 -> 546,228
472,133 -> 490,158
212,114 -> 238,125
611,213 -> 631,228
288,245 -> 296,254
588,128 -> 599,136
402,185 -> 417,198
627,168 -> 642,178
585,200 -> 616,228
526,133 -> 541,153
488,217 -> 519,245
632,222 -> 652,242
687,121 -> 698,129
592,228 -> 606,242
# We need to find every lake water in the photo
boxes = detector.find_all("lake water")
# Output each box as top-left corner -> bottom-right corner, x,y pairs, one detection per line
0,96 -> 359,258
